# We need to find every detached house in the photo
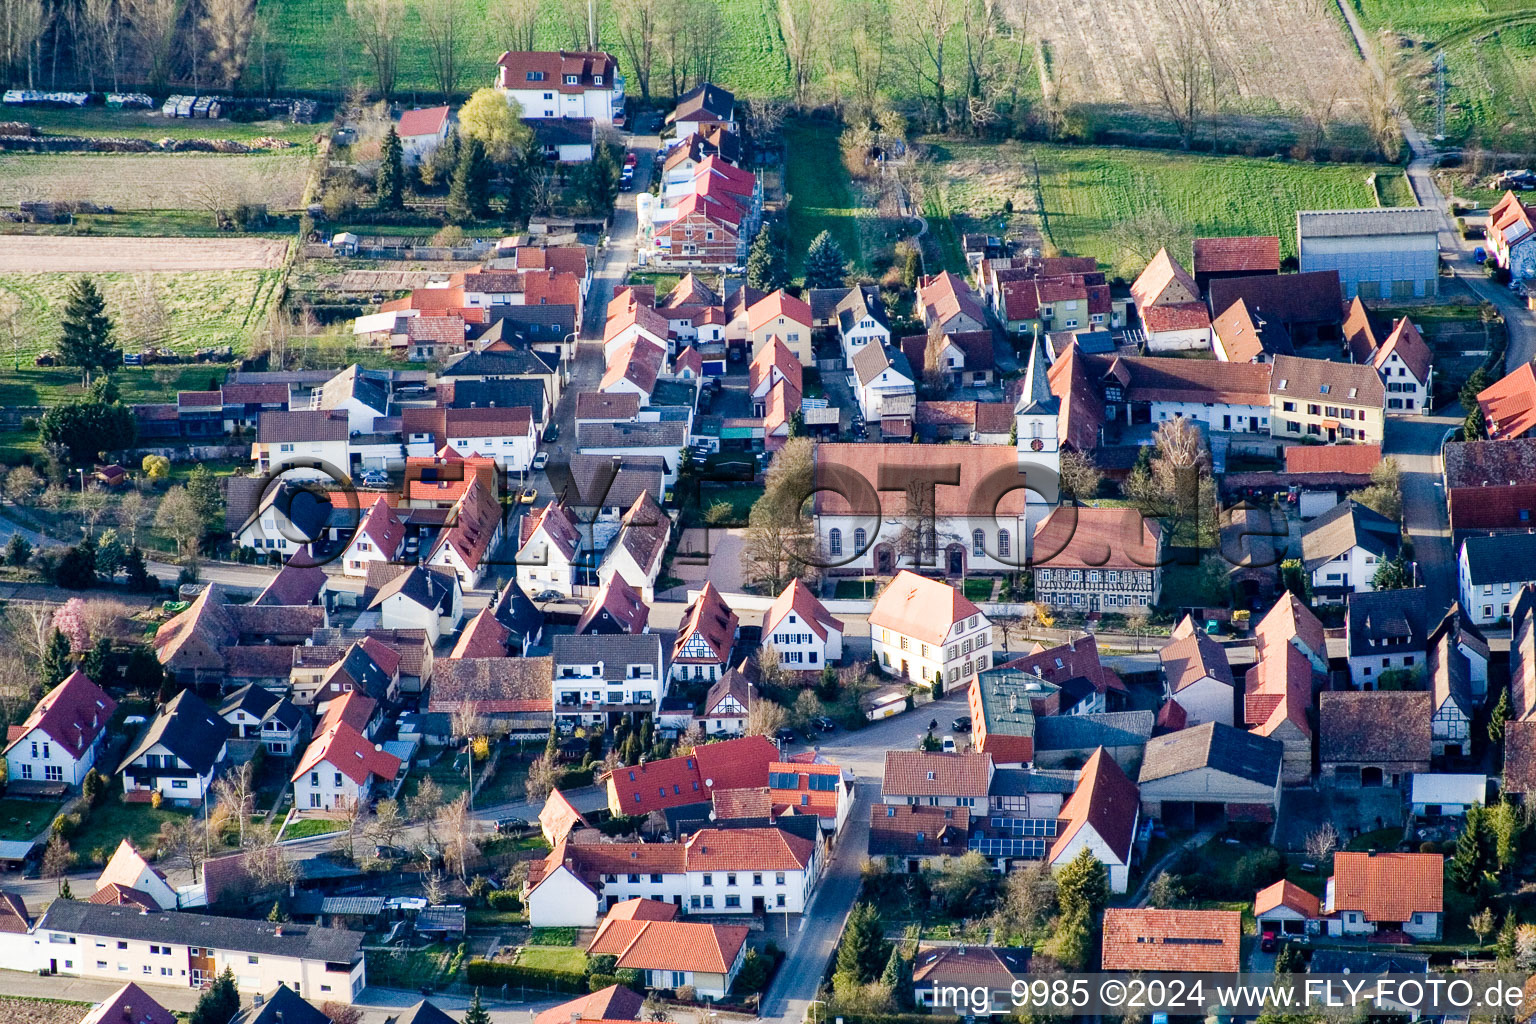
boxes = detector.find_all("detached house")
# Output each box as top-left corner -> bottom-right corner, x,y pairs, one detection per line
397,105 -> 451,164
695,662 -> 758,736
1476,361 -> 1536,440
341,497 -> 406,577
1101,908 -> 1242,973
761,579 -> 844,669
292,720 -> 403,811
552,633 -> 666,728
576,575 -> 651,635
95,839 -> 178,910
1130,248 -> 1210,353
518,501 -> 585,598
1269,355 -> 1386,444
598,491 -> 671,603
252,410 -> 350,481
670,583 -> 738,683
870,570 -> 992,690
220,684 -> 308,758
1323,851 -> 1443,939
831,286 -> 891,364
1048,747 -> 1139,893
1032,507 -> 1162,612
368,566 -> 464,644
1347,314 -> 1433,414
850,343 -> 917,435
668,81 -> 735,137
1159,616 -> 1236,727
1459,531 -> 1536,626
586,917 -> 749,1000
495,50 -> 623,125
4,670 -> 116,791
1301,499 -> 1402,602
1347,587 -> 1430,687
117,690 -> 228,805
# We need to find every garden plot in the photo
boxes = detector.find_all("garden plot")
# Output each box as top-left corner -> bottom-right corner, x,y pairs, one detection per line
0,151 -> 310,210
0,236 -> 288,273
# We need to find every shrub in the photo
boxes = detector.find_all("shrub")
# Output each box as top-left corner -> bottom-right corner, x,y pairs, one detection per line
676,985 -> 696,1002
486,890 -> 521,912
587,973 -> 619,992
465,960 -> 586,992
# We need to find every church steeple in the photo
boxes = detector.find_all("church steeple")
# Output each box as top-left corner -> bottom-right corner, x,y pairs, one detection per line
1016,330 -> 1057,415
1015,330 -> 1060,473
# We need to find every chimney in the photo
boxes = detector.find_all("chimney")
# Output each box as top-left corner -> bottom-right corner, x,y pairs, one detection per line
274,924 -> 283,935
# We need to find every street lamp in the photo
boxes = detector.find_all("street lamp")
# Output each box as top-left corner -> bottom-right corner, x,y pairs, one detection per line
807,999 -> 827,1024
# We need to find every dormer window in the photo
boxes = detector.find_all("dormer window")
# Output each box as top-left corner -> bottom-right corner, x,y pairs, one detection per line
595,75 -> 604,85
526,71 -> 545,81
565,74 -> 579,85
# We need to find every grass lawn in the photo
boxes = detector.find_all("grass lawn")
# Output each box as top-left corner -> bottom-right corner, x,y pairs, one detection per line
833,578 -> 879,600
69,799 -> 196,866
365,944 -> 458,988
401,759 -> 469,805
1346,827 -> 1404,851
929,139 -> 1400,278
0,364 -> 240,408
17,106 -> 319,146
785,120 -> 867,277
529,927 -> 580,946
474,758 -> 529,807
962,577 -> 995,602
282,816 -> 347,840
693,483 -> 764,526
0,799 -> 60,841
0,152 -> 310,210
625,270 -> 684,297
1374,170 -> 1418,208
517,945 -> 588,973
0,269 -> 282,362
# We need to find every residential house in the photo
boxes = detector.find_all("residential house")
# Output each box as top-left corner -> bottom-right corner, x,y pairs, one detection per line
1269,354 -> 1386,443
966,667 -> 1045,767
31,899 -> 366,1003
850,343 -> 916,436
917,272 -> 988,335
812,443 -> 1029,577
600,340 -> 666,406
1092,354 -> 1273,435
116,690 -> 228,805
3,670 -> 115,791
1280,442 -> 1384,519
252,411 -> 351,481
1255,879 -> 1321,939
1487,191 -> 1536,279
881,750 -> 992,809
1130,248 -> 1210,352
870,570 -> 992,690
575,575 -> 650,635
827,286 -> 891,364
578,422 -> 689,487
292,717 -> 403,811
1322,851 -> 1443,939
1137,722 -> 1283,826
899,330 -> 996,390
230,482 -> 334,557
1443,438 -> 1536,533
255,553 -> 329,608
997,274 -> 1113,339
436,346 -> 562,409
746,291 -> 814,365
1297,207 -> 1442,300
1346,587 -> 1430,687
1301,499 -> 1402,602
869,804 -> 971,871
428,657 -> 552,733
1206,271 -> 1345,345
916,401 -> 1014,444
597,491 -> 671,603
1428,617 -> 1477,759
552,633 -> 666,728
306,638 -> 402,706
668,82 -> 735,137
96,840 -> 178,910
648,193 -> 744,269
1477,361 -> 1536,440
425,476 -> 505,590
761,579 -> 844,670
749,336 -> 802,416
229,986 -> 331,1024
314,365 -> 391,434
495,50 -> 623,125
1459,531 -> 1536,625
528,116 -> 595,162
401,446 -> 500,512
586,918 -> 748,999
1101,908 -> 1242,973
1244,642 -> 1317,785
1032,506 -> 1162,612
1348,315 -> 1433,414
397,105 -> 451,164
1001,634 -> 1128,710
601,735 -> 778,816
1160,616 -> 1236,726
1318,691 -> 1431,787
451,607 -> 513,659
662,124 -> 741,178
517,501 -> 584,597
1047,747 -> 1139,893
438,406 -> 536,473
769,758 -> 851,832
1428,603 -> 1490,698
1211,297 -> 1294,363
341,497 -> 407,577
670,583 -> 738,683
219,685 -> 308,758
152,583 -> 325,687
367,566 -> 464,644
911,947 -> 1031,1013
1192,235 -> 1280,292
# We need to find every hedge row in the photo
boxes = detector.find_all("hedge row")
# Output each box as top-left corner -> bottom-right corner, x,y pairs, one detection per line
466,959 -> 588,993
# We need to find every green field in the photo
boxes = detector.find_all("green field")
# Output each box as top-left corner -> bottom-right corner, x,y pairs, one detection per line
259,0 -> 796,99
932,140 -> 1402,277
13,107 -> 320,146
785,121 -> 869,276
283,816 -> 348,840
0,365 -> 238,408
0,271 -> 282,361
1354,0 -> 1536,150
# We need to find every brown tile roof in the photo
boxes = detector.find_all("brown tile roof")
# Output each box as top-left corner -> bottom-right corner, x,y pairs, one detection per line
606,736 -> 779,815
917,272 -> 988,328
1254,879 -> 1319,919
684,826 -> 815,870
1329,851 -> 1443,920
1003,635 -> 1126,695
869,570 -> 984,646
451,607 -> 513,659
428,657 -> 552,713
1050,747 -> 1139,863
1283,444 -> 1383,475
1244,643 -> 1315,737
514,245 -> 590,280
1193,236 -> 1280,275
1101,908 -> 1242,972
1141,301 -> 1211,334
1504,720 -> 1536,794
223,645 -> 300,679
1369,316 -> 1432,383
257,409 -> 348,444
1049,343 -> 1107,451
613,490 -> 671,572
430,476 -> 503,570
576,574 -> 650,635
1206,272 -> 1344,328
1212,297 -> 1293,362
0,889 -> 30,931
520,500 -> 582,561
882,750 -> 991,798
1130,248 -> 1199,309
1113,354 -> 1272,406
534,984 -> 645,1024
712,786 -> 773,819
672,582 -> 737,663
1318,691 -> 1431,764
1160,623 -> 1236,693
911,946 -> 1031,988
2,670 -> 115,760
79,982 -> 177,1024
1342,296 -> 1380,362
1032,506 -> 1162,571
1254,595 -> 1326,671
813,443 -> 1028,517
588,918 -> 750,975
1479,362 -> 1536,441
538,788 -> 591,846
868,803 -> 971,857
1270,354 -> 1385,405
576,392 -> 642,422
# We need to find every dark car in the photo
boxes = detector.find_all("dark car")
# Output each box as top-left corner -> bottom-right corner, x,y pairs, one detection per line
952,716 -> 972,733
495,817 -> 530,833
775,727 -> 797,743
813,716 -> 838,732
374,844 -> 408,860
542,423 -> 559,443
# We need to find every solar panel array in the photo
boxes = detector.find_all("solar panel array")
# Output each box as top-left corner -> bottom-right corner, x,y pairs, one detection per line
989,816 -> 1059,837
970,835 -> 1049,858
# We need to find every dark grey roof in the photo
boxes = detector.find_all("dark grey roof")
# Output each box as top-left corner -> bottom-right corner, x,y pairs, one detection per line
568,454 -> 667,511
836,286 -> 889,335
672,82 -> 735,121
1297,208 -> 1442,238
223,476 -> 268,533
238,481 -> 333,541
257,410 -> 349,444
1347,587 -> 1431,657
290,855 -> 365,883
416,905 -> 466,932
231,985 -> 330,1024
1462,532 -> 1536,586
988,767 -> 1077,796
440,347 -> 557,378
220,683 -> 279,721
1139,720 -> 1282,787
577,420 -> 689,448
446,377 -> 548,421
483,303 -> 578,338
289,893 -> 387,917
551,633 -> 663,681
1301,499 -> 1401,570
1035,711 -> 1155,752
493,580 -> 545,641
36,901 -> 364,963
650,378 -> 699,409
339,643 -> 394,700
119,690 -> 228,776
1307,950 -> 1429,974
527,116 -> 594,146
851,341 -> 914,387
318,365 -> 391,417
388,1000 -> 459,1024
368,565 -> 457,614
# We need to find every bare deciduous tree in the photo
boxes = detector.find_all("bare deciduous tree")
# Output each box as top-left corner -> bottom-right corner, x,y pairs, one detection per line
346,0 -> 405,99
364,798 -> 406,853
525,752 -> 557,802
613,0 -> 659,104
745,697 -> 788,737
779,0 -> 823,107
897,0 -> 959,130
436,794 -> 478,879
1141,0 -> 1226,149
128,0 -> 181,95
201,0 -> 254,89
212,761 -> 255,848
499,0 -> 539,52
1304,822 -> 1340,862
0,0 -> 49,89
419,0 -> 464,100
423,870 -> 448,905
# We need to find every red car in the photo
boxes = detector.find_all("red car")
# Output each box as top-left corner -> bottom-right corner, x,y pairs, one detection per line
1260,931 -> 1277,953
625,152 -> 638,168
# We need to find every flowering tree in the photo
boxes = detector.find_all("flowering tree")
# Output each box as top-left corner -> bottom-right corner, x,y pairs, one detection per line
53,598 -> 90,653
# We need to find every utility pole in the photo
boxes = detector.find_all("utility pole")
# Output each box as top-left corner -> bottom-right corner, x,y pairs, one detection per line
1434,53 -> 1447,142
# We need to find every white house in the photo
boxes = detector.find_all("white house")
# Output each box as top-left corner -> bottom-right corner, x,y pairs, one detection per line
291,721 -> 402,811
3,670 -> 115,791
495,50 -> 624,125
219,684 -> 308,758
231,482 -> 335,557
597,491 -> 671,603
368,566 -> 464,645
850,343 -> 917,425
551,633 -> 666,727
1351,316 -> 1433,415
694,665 -> 756,736
397,105 -> 451,164
761,579 -> 844,670
1346,587 -> 1429,688
1459,532 -> 1536,626
443,406 -> 536,473
341,497 -> 406,577
1047,748 -> 1139,894
31,900 -> 367,1003
252,411 -> 351,482
425,477 -> 505,591
1302,500 -> 1402,603
1322,851 -> 1442,940
833,286 -> 891,365
1159,616 -> 1236,727
517,502 -> 584,598
670,583 -> 738,683
870,571 -> 991,691
588,917 -> 749,1000
95,840 -> 178,910
313,365 -> 392,435
668,82 -> 735,138
116,690 -> 228,806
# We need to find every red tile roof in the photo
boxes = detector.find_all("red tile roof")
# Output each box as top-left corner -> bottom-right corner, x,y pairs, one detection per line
1283,443 -> 1383,475
1032,506 -> 1162,571
607,736 -> 778,814
358,496 -> 406,556
514,245 -> 590,279
576,574 -> 650,635
672,583 -> 737,664
1255,592 -> 1328,666
534,984 -> 645,1024
1479,362 -> 1536,441
1192,236 -> 1280,275
1130,248 -> 1200,310
1370,317 -> 1433,383
4,670 -> 116,760
430,475 -> 504,570
1254,879 -> 1320,919
747,290 -> 813,333
1140,301 -> 1212,334
768,760 -> 842,818
918,272 -> 988,329
1003,635 -> 1126,695
451,607 -> 513,659
1101,908 -> 1242,972
763,579 -> 843,643
588,918 -> 750,975
750,335 -> 803,396
88,882 -> 160,911
1050,747 -> 1139,863
1328,851 -> 1443,921
882,750 -> 991,798
539,787 -> 591,846
869,570 -> 984,646
693,735 -> 779,791
1244,643 -> 1315,737
495,50 -> 618,93
398,105 -> 450,138
318,691 -> 376,734
292,721 -> 401,786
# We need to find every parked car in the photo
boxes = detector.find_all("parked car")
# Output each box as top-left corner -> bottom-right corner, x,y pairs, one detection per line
625,152 -> 638,168
532,451 -> 550,470
494,817 -> 529,833
952,716 -> 972,733
1260,931 -> 1278,953
543,423 -> 559,443
519,487 -> 538,504
374,844 -> 408,860
535,589 -> 563,601
775,727 -> 797,743
941,735 -> 957,753
813,716 -> 838,732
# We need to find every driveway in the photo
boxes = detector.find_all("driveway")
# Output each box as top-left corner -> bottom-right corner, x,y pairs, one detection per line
1383,410 -> 1459,618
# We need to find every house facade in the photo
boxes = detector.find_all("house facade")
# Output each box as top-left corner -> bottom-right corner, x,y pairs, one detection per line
495,50 -> 623,125
870,571 -> 992,690
4,671 -> 116,790
1032,507 -> 1162,613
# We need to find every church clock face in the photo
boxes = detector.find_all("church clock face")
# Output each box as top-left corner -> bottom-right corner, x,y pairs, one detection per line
1030,438 -> 1044,452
